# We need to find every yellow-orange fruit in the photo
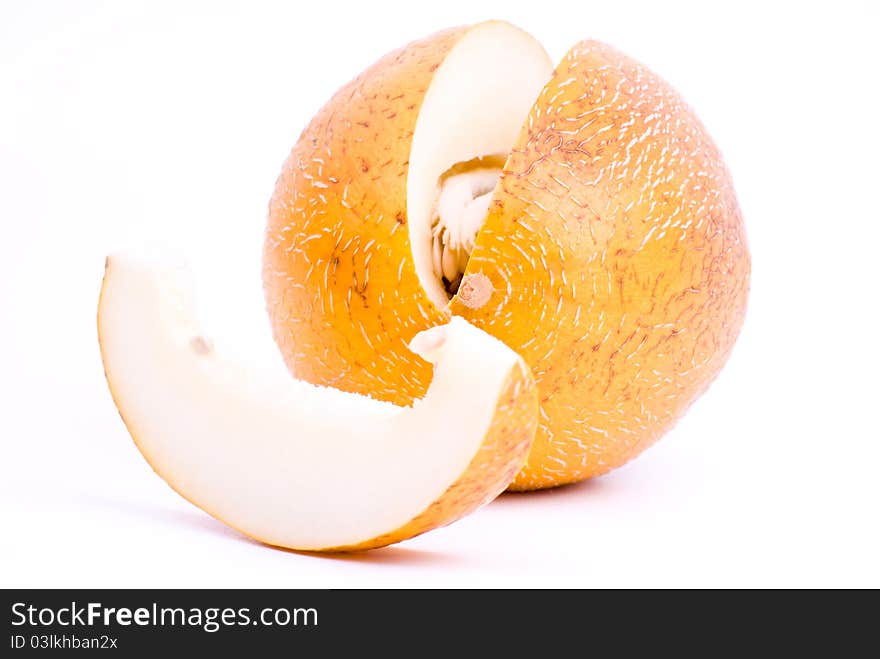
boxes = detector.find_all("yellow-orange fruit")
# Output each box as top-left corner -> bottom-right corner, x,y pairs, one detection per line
264,26 -> 750,490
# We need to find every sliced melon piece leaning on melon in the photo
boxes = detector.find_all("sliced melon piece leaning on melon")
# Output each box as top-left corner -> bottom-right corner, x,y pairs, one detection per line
98,252 -> 538,551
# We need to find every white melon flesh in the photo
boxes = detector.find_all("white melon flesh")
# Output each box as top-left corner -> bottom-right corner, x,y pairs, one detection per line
407,21 -> 553,308
98,253 -> 534,551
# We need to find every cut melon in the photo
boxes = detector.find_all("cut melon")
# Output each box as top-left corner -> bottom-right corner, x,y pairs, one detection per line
98,252 -> 537,551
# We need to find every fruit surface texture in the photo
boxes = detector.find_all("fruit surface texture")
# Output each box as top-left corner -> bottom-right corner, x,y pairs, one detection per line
264,22 -> 750,490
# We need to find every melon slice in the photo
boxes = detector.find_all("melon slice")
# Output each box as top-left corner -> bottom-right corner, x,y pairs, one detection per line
98,253 -> 537,551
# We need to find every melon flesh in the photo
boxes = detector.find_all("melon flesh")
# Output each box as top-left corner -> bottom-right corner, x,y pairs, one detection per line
407,21 -> 553,308
98,252 -> 536,551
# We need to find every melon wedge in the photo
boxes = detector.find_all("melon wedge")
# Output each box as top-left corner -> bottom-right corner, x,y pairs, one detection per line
98,253 -> 537,551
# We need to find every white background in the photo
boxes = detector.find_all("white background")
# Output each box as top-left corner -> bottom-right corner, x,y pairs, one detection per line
2,0 -> 878,588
